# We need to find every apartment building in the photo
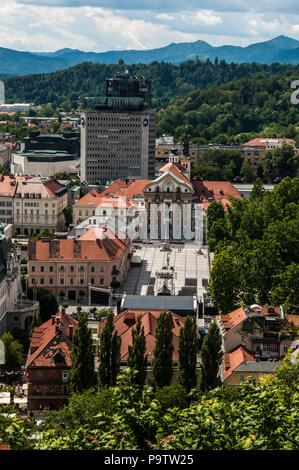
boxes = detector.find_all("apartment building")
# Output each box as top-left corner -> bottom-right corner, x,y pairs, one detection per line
27,227 -> 131,302
72,189 -> 138,226
26,309 -> 78,413
13,177 -> 68,236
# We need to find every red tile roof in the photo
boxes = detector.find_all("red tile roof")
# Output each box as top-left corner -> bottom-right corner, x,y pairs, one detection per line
26,310 -> 78,369
285,315 -> 299,327
193,180 -> 242,211
102,180 -> 151,200
101,179 -> 127,196
73,189 -> 102,206
0,174 -> 19,197
223,345 -> 256,381
124,180 -> 151,199
74,192 -> 136,209
159,161 -> 189,175
219,306 -> 281,334
219,307 -> 247,333
29,231 -> 130,262
98,310 -> 186,361
157,163 -> 192,188
245,138 -> 296,147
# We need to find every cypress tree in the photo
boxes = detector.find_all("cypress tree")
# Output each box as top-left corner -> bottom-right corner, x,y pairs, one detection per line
178,315 -> 198,391
200,322 -> 223,392
98,312 -> 121,387
69,312 -> 96,394
127,315 -> 147,387
152,311 -> 174,388
29,311 -> 42,338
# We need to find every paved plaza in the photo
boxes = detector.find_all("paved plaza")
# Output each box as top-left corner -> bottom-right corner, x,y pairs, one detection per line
121,242 -> 210,300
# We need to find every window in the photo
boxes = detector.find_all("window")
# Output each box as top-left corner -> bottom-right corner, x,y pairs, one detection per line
49,278 -> 53,285
70,266 -> 74,272
31,266 -> 35,272
100,266 -> 104,273
240,374 -> 245,381
60,278 -> 64,285
40,278 -> 44,285
40,266 -> 44,272
91,266 -> 95,272
80,278 -> 84,285
79,266 -> 84,272
100,278 -> 104,285
62,370 -> 68,383
70,278 -> 74,285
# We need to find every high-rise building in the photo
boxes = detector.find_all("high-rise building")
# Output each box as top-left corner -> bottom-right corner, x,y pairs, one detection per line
80,71 -> 156,184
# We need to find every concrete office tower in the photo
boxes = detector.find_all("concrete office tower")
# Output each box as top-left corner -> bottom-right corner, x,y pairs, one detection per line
81,71 -> 156,184
0,81 -> 5,104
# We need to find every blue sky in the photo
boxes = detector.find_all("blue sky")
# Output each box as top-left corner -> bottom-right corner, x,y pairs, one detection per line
0,1 -> 299,52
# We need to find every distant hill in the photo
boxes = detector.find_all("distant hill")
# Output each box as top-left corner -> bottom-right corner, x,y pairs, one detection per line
1,35 -> 299,76
3,60 -> 297,109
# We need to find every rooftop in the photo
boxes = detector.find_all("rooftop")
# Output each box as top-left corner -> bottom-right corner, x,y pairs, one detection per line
98,309 -> 186,362
121,294 -> 197,314
28,229 -> 130,262
223,345 -> 255,381
26,309 -> 78,369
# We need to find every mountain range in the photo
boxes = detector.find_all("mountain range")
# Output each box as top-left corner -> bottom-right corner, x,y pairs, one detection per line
1,35 -> 299,77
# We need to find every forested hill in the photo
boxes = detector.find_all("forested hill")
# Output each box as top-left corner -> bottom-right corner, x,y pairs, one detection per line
157,70 -> 299,143
3,60 -> 298,110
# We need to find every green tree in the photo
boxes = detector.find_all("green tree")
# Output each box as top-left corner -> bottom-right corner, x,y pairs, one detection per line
240,159 -> 256,183
250,177 -> 265,200
208,250 -> 239,314
178,315 -> 198,391
63,205 -> 73,229
155,383 -> 189,414
27,287 -> 58,323
206,200 -> 225,232
127,315 -> 147,387
199,322 -> 223,392
69,312 -> 96,394
270,263 -> 299,315
152,311 -> 174,388
98,312 -> 121,387
0,332 -> 23,375
29,311 -> 42,337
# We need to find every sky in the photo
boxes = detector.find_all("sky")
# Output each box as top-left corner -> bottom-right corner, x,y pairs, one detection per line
0,1 -> 299,52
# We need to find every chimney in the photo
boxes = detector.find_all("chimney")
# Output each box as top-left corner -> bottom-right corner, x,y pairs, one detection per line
55,316 -> 60,325
254,354 -> 260,362
69,325 -> 74,340
51,315 -> 55,325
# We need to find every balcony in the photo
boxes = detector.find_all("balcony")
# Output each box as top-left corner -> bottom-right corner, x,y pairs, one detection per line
9,300 -> 39,314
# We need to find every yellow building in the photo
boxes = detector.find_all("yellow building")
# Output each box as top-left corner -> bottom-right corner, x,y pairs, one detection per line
222,345 -> 282,386
13,177 -> 69,236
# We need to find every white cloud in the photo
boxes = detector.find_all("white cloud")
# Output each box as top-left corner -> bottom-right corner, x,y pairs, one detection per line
0,0 -> 299,53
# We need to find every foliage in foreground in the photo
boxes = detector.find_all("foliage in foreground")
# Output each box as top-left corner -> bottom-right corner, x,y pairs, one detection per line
1,354 -> 298,450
